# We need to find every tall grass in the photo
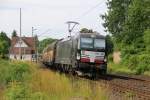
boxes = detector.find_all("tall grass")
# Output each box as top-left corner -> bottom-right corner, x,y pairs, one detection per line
108,62 -> 150,76
30,68 -> 108,100
0,60 -> 30,86
0,60 -> 31,100
108,62 -> 136,75
0,60 -> 108,100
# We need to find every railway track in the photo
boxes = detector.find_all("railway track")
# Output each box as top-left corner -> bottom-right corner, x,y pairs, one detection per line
71,72 -> 150,100
100,74 -> 150,100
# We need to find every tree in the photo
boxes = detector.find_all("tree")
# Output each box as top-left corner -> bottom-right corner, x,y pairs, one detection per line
144,29 -> 150,52
106,35 -> 114,55
121,0 -> 150,45
38,38 -> 56,53
0,31 -> 10,58
102,0 -> 150,49
101,0 -> 131,41
80,28 -> 94,33
102,0 -> 150,74
11,30 -> 17,37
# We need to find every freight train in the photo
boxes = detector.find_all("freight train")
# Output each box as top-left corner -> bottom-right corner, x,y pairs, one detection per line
42,33 -> 107,76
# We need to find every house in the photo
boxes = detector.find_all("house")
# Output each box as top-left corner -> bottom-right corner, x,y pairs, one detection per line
9,36 -> 37,61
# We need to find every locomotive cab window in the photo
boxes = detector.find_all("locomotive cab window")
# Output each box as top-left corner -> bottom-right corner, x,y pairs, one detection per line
80,38 -> 93,49
94,39 -> 105,49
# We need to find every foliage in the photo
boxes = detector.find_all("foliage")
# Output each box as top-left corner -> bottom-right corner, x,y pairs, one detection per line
102,0 -> 131,41
123,54 -> 150,75
0,60 -> 30,85
0,61 -> 108,100
80,28 -> 94,33
11,30 -> 18,37
144,29 -> 150,52
30,67 -> 108,100
5,82 -> 30,100
0,32 -> 10,58
103,0 -> 150,74
38,38 -> 56,53
121,0 -> 150,45
108,62 -> 136,75
106,35 -> 114,55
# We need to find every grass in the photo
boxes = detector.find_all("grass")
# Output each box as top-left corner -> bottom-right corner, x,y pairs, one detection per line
108,62 -> 150,76
0,60 -> 108,100
108,62 -> 136,75
144,71 -> 150,76
30,65 -> 108,100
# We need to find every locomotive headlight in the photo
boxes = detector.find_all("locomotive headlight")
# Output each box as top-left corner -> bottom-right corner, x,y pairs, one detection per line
104,58 -> 107,62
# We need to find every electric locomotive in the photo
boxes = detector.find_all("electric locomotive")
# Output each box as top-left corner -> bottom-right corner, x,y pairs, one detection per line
42,32 -> 107,75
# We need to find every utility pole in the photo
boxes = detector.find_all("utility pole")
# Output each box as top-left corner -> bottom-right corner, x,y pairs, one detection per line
32,27 -> 34,37
19,8 -> 22,60
32,27 -> 37,37
31,27 -> 38,62
66,21 -> 79,37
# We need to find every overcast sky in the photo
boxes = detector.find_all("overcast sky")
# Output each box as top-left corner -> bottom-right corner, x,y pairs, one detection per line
0,0 -> 107,40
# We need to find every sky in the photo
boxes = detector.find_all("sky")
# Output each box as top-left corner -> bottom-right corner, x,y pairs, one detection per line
0,0 -> 108,40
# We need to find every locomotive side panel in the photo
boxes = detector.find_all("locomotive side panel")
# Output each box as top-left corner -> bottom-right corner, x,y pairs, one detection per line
55,39 -> 72,65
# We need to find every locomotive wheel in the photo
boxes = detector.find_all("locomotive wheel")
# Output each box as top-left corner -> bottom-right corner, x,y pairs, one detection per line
71,61 -> 79,75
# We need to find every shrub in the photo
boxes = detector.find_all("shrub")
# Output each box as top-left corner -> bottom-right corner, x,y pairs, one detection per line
108,54 -> 113,62
5,82 -> 30,100
31,92 -> 48,100
135,54 -> 150,74
122,54 -> 150,74
0,60 -> 30,85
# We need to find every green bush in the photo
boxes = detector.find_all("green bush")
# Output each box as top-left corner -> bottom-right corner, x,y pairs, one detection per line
5,82 -> 30,100
5,82 -> 48,100
31,92 -> 48,100
121,54 -> 150,75
108,54 -> 113,62
0,60 -> 30,85
135,54 -> 150,74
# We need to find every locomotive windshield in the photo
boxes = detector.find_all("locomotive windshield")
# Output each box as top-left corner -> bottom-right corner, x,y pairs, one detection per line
80,37 -> 105,50
94,39 -> 105,49
80,38 -> 93,48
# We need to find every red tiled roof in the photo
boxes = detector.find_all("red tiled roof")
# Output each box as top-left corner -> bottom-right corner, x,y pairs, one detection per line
9,36 -> 36,54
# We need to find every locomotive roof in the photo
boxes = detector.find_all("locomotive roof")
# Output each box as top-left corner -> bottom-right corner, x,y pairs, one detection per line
56,32 -> 105,43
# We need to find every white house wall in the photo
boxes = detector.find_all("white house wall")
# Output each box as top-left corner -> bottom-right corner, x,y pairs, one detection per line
14,40 -> 28,48
10,54 -> 32,61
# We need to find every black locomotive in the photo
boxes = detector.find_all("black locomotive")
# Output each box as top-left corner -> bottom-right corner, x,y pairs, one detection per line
42,33 -> 107,75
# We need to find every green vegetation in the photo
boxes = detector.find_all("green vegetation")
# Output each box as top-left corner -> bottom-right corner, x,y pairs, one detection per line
0,60 -> 30,86
106,35 -> 114,55
38,38 -> 56,53
11,30 -> 18,37
108,62 -> 136,75
0,60 -> 108,100
80,28 -> 94,33
0,60 -> 31,100
0,32 -> 10,58
102,0 -> 150,74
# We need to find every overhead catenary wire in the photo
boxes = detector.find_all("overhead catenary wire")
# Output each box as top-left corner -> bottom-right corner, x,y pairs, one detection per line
37,29 -> 51,37
75,0 -> 105,21
38,1 -> 106,40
